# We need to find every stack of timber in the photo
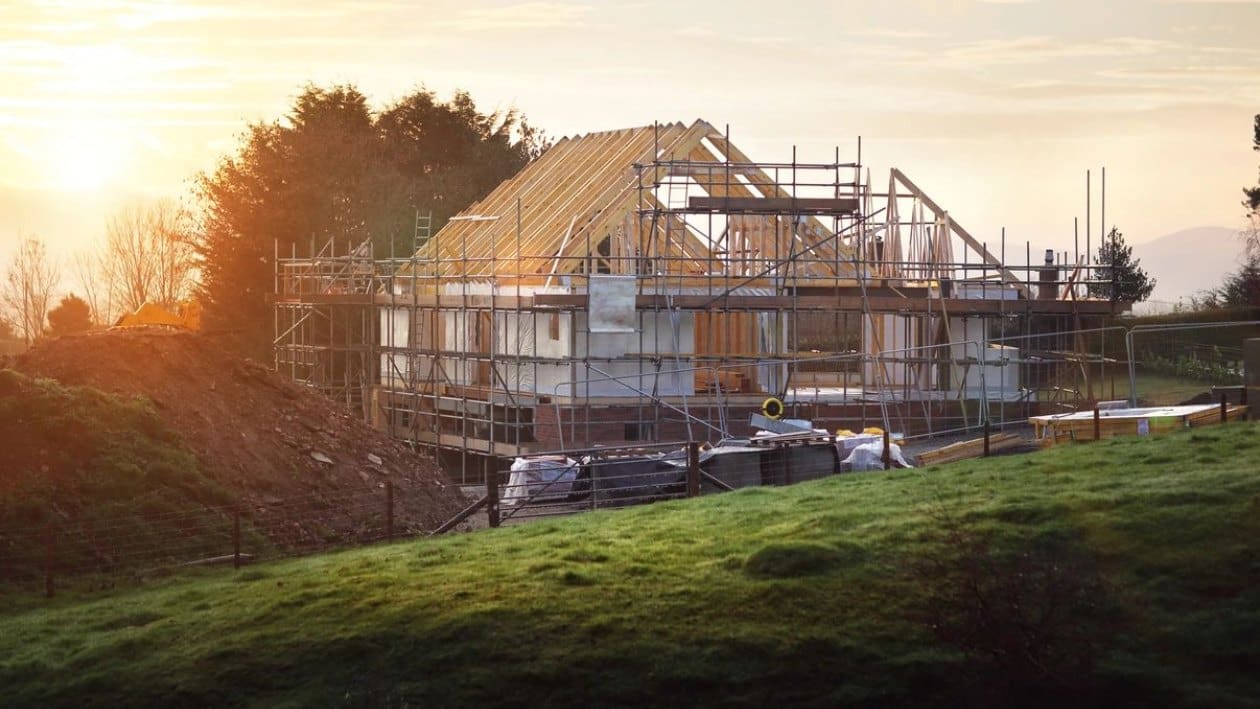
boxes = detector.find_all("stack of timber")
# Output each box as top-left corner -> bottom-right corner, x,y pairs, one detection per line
748,431 -> 836,447
1029,404 -> 1249,447
916,432 -> 1024,466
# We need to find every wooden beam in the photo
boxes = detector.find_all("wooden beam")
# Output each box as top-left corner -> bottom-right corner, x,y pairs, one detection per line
890,168 -> 1032,299
531,293 -> 1122,315
687,196 -> 859,214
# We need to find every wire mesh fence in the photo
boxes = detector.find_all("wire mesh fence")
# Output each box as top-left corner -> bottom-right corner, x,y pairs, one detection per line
1,432 -> 926,599
0,485 -> 406,598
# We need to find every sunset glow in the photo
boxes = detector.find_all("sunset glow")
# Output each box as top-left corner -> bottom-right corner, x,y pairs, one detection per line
1,0 -> 1258,286
43,123 -> 130,191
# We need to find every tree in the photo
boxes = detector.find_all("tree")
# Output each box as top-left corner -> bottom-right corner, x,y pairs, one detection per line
1199,255 -> 1260,309
0,316 -> 15,341
103,198 -> 197,314
2,236 -> 59,345
1244,114 -> 1260,259
194,83 -> 545,355
72,248 -> 114,326
1087,227 -> 1155,303
1199,113 -> 1260,307
46,293 -> 93,337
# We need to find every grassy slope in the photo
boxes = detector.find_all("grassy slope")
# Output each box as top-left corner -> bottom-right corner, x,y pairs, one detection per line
3,425 -> 1260,707
0,370 -> 240,579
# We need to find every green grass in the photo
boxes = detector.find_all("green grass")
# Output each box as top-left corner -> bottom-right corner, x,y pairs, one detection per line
0,370 -> 250,583
1117,371 -> 1214,406
2,424 -> 1260,706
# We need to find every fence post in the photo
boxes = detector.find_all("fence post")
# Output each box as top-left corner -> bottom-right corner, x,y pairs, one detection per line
686,441 -> 700,497
1093,406 -> 1101,442
44,517 -> 55,599
233,509 -> 241,570
882,430 -> 891,470
783,442 -> 794,485
1221,390 -> 1228,423
487,466 -> 500,529
983,419 -> 991,457
385,481 -> 395,541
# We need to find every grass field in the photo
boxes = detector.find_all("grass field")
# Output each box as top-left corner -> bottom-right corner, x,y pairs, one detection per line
1114,371 -> 1215,406
1083,364 -> 1212,407
2,423 -> 1259,707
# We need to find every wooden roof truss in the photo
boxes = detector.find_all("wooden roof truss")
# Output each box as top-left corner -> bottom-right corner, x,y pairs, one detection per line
413,119 -> 1035,298
414,119 -> 868,283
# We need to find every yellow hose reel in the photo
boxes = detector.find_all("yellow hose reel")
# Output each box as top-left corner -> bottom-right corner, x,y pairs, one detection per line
761,397 -> 785,420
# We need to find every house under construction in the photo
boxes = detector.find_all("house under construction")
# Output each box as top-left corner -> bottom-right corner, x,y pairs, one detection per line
275,119 -> 1123,482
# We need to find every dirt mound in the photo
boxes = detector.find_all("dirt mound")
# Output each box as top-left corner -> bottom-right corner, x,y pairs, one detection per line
12,328 -> 466,538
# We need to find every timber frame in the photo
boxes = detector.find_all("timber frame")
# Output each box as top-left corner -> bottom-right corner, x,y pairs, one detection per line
275,119 -> 1125,482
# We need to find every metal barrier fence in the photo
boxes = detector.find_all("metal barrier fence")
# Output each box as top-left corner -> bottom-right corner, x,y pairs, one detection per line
478,433 -> 907,529
497,442 -> 694,524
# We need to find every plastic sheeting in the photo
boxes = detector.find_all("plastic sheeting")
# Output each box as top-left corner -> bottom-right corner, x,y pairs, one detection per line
503,457 -> 578,506
843,441 -> 914,471
587,275 -> 637,333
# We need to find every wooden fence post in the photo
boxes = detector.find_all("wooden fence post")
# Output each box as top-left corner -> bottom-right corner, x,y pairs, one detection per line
385,481 -> 395,541
233,509 -> 241,570
882,430 -> 891,470
487,466 -> 500,529
1093,406 -> 1101,442
686,441 -> 700,497
1221,391 -> 1228,423
983,419 -> 991,457
44,518 -> 55,599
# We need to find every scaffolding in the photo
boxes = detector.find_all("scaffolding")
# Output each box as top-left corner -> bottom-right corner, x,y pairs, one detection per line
274,119 -> 1123,483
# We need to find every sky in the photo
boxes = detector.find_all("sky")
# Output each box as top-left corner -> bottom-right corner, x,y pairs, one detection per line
1,0 -> 1258,277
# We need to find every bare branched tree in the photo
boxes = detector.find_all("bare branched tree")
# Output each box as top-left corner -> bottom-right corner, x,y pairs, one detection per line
2,236 -> 60,345
104,198 -> 196,313
72,248 -> 116,326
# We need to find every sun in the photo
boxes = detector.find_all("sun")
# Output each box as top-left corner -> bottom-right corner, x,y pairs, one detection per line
46,123 -> 130,192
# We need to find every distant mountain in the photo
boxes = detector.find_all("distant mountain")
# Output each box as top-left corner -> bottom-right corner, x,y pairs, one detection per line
1133,226 -> 1245,311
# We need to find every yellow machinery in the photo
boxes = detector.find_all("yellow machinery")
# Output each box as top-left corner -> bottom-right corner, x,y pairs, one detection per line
114,301 -> 202,330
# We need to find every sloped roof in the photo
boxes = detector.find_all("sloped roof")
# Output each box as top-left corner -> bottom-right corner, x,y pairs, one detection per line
413,119 -> 856,279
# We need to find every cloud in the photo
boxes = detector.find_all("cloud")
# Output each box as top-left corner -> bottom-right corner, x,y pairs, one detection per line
844,27 -> 938,39
433,2 -> 595,31
995,79 -> 1200,98
112,2 -> 226,30
943,35 -> 1181,64
1099,64 -> 1260,83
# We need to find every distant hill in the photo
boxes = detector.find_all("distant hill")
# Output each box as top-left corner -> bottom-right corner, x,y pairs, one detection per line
1133,226 -> 1244,312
